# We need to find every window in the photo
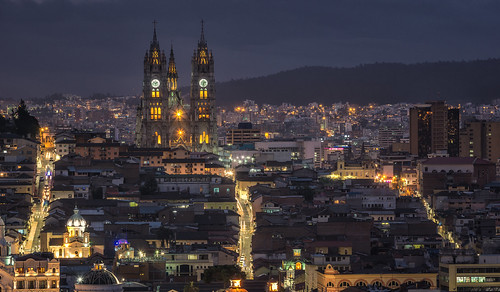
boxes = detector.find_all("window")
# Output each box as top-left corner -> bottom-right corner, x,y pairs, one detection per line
152,50 -> 159,64
151,107 -> 161,120
388,280 -> 400,288
17,281 -> 24,289
372,281 -> 383,287
39,280 -> 47,289
339,281 -> 350,287
200,88 -> 207,99
200,50 -> 207,64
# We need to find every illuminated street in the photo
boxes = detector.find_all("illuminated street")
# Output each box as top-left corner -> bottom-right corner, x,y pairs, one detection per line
419,193 -> 460,249
23,146 -> 53,253
236,191 -> 254,280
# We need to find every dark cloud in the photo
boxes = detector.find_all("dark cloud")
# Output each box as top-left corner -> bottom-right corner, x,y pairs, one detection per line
1,0 -> 500,99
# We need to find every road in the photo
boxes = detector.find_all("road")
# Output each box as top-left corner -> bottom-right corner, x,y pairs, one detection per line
23,147 -> 53,254
419,192 -> 460,249
236,190 -> 254,280
23,203 -> 45,253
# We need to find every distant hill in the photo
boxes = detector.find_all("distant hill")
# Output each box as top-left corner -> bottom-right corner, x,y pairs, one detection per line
210,59 -> 500,106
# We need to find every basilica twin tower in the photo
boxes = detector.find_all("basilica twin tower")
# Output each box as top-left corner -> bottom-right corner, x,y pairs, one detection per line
135,22 -> 218,154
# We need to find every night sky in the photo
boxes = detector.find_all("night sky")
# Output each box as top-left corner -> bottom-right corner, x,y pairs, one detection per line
1,0 -> 500,99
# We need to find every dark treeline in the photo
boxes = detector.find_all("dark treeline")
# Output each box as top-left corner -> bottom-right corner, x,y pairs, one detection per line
213,59 -> 500,106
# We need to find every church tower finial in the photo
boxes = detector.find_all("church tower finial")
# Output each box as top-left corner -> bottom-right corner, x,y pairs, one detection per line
153,20 -> 158,42
150,20 -> 160,50
199,19 -> 206,46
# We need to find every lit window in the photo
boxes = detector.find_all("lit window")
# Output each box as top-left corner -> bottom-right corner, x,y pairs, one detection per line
200,51 -> 207,64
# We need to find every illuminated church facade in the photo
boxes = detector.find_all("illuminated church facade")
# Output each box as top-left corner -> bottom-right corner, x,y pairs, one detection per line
135,22 -> 218,154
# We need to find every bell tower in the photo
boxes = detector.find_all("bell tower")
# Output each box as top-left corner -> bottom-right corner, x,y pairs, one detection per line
135,21 -> 169,148
190,21 -> 218,154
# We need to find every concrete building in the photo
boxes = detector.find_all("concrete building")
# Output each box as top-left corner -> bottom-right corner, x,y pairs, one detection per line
226,123 -> 262,145
417,157 -> 496,196
459,121 -> 500,163
332,160 -> 376,180
410,101 -> 458,158
13,253 -> 60,291
307,264 -> 437,292
439,254 -> 500,292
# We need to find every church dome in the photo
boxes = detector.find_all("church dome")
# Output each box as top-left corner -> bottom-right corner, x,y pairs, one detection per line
80,262 -> 120,285
67,206 -> 86,227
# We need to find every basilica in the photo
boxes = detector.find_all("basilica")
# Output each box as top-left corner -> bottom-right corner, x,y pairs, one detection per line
135,22 -> 218,154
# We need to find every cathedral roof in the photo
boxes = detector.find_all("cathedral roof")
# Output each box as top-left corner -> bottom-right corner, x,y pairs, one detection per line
67,206 -> 86,228
80,262 -> 120,285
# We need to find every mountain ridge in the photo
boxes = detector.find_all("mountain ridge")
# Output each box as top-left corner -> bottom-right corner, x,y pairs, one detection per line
206,58 -> 500,106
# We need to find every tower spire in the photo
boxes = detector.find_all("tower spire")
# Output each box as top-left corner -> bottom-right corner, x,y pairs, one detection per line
201,19 -> 205,42
152,20 -> 158,43
199,19 -> 206,46
168,44 -> 178,90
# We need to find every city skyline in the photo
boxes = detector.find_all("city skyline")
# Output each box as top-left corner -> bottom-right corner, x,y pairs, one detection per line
2,0 -> 500,99
2,2 -> 500,291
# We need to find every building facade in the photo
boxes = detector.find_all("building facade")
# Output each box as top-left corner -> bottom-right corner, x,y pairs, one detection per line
135,22 -> 218,154
459,121 -> 500,163
13,254 -> 60,292
409,101 -> 459,158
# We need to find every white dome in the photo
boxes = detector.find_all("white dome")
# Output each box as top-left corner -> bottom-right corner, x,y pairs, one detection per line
67,206 -> 86,228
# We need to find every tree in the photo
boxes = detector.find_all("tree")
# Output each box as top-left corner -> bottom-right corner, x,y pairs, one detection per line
0,114 -> 9,133
92,187 -> 104,200
12,100 -> 40,138
140,176 -> 158,196
203,265 -> 245,287
156,225 -> 173,248
296,186 -> 315,202
183,282 -> 199,292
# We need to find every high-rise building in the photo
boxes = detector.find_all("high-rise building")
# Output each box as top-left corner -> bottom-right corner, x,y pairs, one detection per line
459,121 -> 500,162
409,101 -> 459,158
135,22 -> 217,154
447,108 -> 460,157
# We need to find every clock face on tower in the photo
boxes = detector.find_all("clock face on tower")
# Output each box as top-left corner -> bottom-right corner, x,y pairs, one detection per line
199,78 -> 208,88
151,79 -> 160,88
